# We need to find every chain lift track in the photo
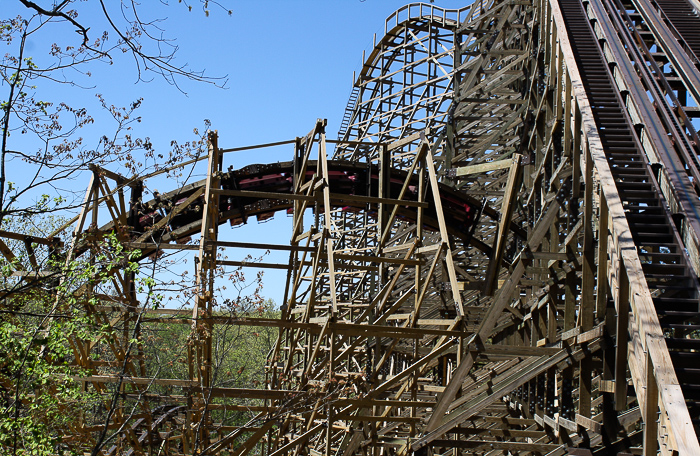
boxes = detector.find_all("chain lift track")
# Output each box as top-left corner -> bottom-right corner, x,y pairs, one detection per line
4,0 -> 700,454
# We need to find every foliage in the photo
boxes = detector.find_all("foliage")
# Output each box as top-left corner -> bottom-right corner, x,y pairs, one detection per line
142,299 -> 279,423
0,231 -> 140,455
1,219 -> 280,454
0,2 -> 287,455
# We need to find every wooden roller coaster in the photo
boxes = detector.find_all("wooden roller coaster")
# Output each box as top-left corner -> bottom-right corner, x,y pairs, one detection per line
4,0 -> 700,454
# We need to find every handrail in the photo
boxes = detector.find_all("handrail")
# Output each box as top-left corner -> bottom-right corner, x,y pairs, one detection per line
548,0 -> 700,453
384,2 -> 474,35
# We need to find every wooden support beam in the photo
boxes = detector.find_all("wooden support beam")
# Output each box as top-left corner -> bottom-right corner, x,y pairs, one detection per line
451,156 -> 518,176
483,153 -> 522,295
421,194 -> 562,442
425,143 -> 464,316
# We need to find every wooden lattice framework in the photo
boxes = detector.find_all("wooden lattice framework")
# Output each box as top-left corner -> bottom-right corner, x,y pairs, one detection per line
4,0 -> 700,454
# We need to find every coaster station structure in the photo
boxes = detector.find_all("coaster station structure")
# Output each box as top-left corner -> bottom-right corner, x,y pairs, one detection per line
4,0 -> 700,454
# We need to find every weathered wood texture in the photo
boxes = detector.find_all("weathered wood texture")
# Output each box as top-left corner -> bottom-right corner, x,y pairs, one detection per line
5,0 -> 700,454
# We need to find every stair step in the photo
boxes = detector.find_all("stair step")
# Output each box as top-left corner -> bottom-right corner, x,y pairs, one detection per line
655,297 -> 700,312
667,338 -> 700,350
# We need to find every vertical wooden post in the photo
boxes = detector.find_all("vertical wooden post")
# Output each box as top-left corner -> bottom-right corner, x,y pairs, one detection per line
378,144 -> 390,289
643,350 -> 659,456
483,154 -> 522,296
189,130 -> 221,449
596,192 -> 610,320
579,136 -> 595,421
615,267 -> 630,410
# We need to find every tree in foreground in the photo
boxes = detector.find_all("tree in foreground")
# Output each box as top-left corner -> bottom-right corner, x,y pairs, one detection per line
0,2 -> 283,455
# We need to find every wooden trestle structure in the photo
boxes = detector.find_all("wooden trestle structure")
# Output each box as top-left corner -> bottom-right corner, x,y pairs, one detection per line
5,0 -> 700,454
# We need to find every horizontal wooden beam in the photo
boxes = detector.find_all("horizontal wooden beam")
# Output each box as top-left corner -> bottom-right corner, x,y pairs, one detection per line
428,439 -> 562,452
451,157 -> 516,176
0,230 -> 62,246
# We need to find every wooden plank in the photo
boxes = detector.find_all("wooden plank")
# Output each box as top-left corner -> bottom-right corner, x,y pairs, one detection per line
331,322 -> 469,339
218,260 -> 289,270
559,416 -> 578,432
328,253 -> 421,266
76,375 -> 194,387
575,413 -> 602,434
326,138 -> 387,147
333,415 -> 421,423
599,380 -> 615,394
453,157 -> 517,176
483,154 -> 522,295
218,139 -> 296,153
123,242 -> 199,251
615,266 -> 630,410
549,1 -> 699,451
318,130 -> 339,316
269,423 -> 324,456
90,164 -> 127,183
577,323 -> 604,344
414,349 -> 572,451
561,327 -> 581,341
0,239 -> 20,269
387,131 -> 426,151
425,145 -> 464,316
478,344 -> 562,357
595,192 -> 609,318
333,399 -> 434,408
644,350 -> 659,456
214,240 -> 314,252
428,440 -> 561,452
0,230 -> 61,246
328,192 -> 429,208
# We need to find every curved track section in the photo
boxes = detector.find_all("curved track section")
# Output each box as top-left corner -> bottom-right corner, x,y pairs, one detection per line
119,160 -> 485,258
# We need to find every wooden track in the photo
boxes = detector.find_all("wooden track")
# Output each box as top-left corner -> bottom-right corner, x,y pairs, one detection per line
4,0 -> 700,454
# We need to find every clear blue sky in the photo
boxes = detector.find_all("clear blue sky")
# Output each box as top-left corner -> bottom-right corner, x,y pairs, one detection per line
5,1 -> 471,305
124,1 -> 471,158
